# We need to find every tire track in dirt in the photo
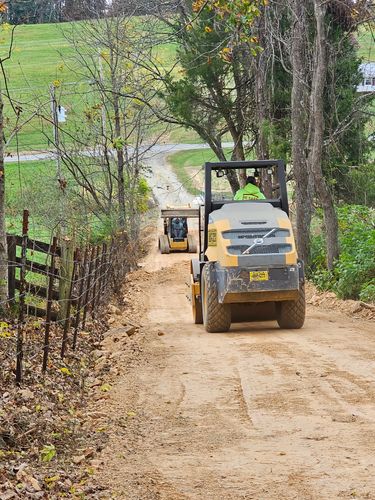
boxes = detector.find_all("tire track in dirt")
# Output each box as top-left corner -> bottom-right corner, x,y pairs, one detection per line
94,253 -> 375,500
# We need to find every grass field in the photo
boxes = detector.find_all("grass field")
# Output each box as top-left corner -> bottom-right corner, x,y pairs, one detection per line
1,21 -> 373,153
357,27 -> 375,61
168,147 -> 298,201
5,157 -> 153,244
167,148 -> 237,195
0,21 -> 193,152
6,159 -> 55,238
1,22 -> 78,151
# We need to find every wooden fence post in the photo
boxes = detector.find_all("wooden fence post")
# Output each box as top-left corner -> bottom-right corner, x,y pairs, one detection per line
16,210 -> 29,384
7,235 -> 16,304
73,246 -> 88,350
42,237 -> 58,373
61,248 -> 78,359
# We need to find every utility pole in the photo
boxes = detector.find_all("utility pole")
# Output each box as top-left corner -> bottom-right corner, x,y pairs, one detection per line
50,83 -> 66,233
98,51 -> 107,139
50,84 -> 62,185
50,84 -> 72,321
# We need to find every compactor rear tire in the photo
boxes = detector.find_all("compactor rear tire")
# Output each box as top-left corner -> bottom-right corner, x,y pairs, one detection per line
201,263 -> 231,333
187,234 -> 197,253
276,283 -> 306,329
159,235 -> 170,254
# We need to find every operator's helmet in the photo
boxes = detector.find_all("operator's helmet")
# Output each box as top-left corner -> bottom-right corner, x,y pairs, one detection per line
246,176 -> 258,186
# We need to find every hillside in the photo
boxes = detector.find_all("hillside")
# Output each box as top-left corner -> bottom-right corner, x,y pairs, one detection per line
0,20 -> 198,152
1,22 -> 78,151
0,21 -> 373,153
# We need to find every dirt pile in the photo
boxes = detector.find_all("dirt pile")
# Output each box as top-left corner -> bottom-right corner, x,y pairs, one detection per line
306,283 -> 375,321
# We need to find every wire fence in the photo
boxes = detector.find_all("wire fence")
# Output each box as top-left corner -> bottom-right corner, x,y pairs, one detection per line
3,210 -> 132,384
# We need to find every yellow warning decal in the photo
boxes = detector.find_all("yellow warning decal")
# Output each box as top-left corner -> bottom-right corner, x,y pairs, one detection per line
249,271 -> 269,281
208,229 -> 217,247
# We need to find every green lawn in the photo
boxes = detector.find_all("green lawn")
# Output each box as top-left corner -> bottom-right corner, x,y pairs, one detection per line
0,21 -> 194,152
1,22 -> 78,151
5,158 -> 129,244
5,159 -> 55,238
168,148 -> 235,195
168,148 -> 298,200
357,27 -> 375,62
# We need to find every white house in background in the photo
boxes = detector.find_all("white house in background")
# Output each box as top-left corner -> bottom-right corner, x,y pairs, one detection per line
357,63 -> 375,92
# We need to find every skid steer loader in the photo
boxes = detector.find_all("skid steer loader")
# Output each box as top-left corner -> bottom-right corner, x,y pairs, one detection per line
159,207 -> 199,254
190,160 -> 305,332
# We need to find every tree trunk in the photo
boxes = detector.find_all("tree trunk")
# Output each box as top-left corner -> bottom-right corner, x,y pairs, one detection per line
255,14 -> 272,198
308,1 -> 339,269
230,138 -> 247,188
291,0 -> 313,265
111,70 -> 126,230
203,133 -> 240,194
0,93 -> 8,305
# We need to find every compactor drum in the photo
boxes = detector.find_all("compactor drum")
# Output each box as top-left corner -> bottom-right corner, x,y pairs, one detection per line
190,160 -> 305,332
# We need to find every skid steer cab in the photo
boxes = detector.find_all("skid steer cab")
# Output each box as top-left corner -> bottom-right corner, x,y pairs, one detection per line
190,160 -> 306,332
159,208 -> 199,254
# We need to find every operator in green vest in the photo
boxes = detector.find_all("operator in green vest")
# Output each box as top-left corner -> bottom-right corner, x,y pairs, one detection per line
234,176 -> 266,200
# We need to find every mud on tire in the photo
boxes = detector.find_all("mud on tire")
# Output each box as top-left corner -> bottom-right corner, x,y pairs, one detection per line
202,263 -> 231,333
276,282 -> 306,329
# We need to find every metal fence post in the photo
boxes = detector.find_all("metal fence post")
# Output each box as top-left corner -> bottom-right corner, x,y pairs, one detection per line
42,237 -> 58,373
97,243 -> 106,310
61,248 -> 78,359
91,246 -> 100,318
7,235 -> 17,304
73,246 -> 88,350
16,210 -> 29,384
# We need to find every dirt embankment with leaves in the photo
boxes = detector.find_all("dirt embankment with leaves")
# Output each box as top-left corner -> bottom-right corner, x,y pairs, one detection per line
0,285 -> 145,498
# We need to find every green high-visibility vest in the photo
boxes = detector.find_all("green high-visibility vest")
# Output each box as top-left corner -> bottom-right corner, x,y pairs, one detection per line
234,183 -> 266,200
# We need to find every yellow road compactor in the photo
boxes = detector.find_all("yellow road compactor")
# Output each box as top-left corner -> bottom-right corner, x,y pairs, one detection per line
159,208 -> 199,254
190,160 -> 305,332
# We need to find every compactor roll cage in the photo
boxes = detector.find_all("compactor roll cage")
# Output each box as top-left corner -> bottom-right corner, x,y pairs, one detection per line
200,160 -> 289,258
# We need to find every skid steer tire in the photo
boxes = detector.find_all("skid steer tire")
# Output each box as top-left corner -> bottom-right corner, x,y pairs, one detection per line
187,234 -> 197,253
159,235 -> 170,254
202,263 -> 231,333
276,283 -> 306,329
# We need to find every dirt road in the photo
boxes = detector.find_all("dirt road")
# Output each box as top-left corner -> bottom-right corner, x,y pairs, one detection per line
92,242 -> 375,500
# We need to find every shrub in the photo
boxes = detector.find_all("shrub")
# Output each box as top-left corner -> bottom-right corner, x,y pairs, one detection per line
335,163 -> 375,206
309,205 -> 375,301
359,282 -> 375,303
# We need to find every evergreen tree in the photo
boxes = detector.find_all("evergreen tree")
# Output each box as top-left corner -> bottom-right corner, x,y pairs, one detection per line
8,0 -> 107,24
9,0 -> 61,24
63,0 -> 106,21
